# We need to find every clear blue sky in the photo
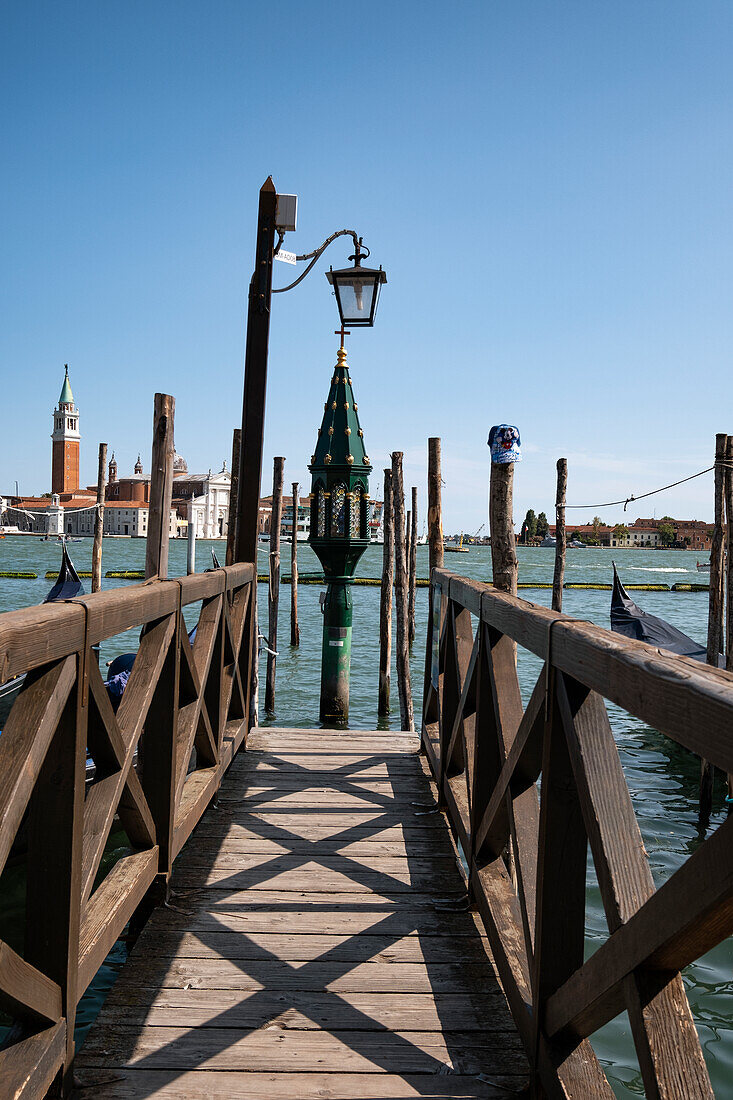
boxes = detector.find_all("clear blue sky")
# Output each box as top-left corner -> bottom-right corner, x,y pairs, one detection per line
2,1 -> 732,532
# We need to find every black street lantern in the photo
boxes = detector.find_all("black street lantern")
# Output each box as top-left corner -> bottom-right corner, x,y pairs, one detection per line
326,238 -> 387,328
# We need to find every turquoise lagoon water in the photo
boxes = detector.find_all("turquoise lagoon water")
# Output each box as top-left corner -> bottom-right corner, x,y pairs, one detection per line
0,535 -> 729,1095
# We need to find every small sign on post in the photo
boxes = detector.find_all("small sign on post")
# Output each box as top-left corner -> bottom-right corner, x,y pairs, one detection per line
274,249 -> 297,265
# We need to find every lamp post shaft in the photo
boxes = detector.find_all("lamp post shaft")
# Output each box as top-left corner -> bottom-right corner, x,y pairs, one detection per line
235,177 -> 277,566
320,580 -> 353,722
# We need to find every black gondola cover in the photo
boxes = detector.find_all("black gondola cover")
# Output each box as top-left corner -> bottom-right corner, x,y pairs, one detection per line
610,563 -> 707,661
44,543 -> 85,603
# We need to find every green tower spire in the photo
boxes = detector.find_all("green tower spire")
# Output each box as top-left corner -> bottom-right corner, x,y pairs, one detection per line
58,364 -> 74,407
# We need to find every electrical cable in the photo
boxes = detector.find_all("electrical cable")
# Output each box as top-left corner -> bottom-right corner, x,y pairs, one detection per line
565,463 -> 733,512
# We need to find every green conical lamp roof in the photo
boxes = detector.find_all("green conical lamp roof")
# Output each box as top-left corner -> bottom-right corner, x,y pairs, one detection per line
58,364 -> 74,406
310,345 -> 371,474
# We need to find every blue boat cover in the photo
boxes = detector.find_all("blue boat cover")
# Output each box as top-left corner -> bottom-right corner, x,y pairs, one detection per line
611,563 -> 707,662
44,543 -> 85,603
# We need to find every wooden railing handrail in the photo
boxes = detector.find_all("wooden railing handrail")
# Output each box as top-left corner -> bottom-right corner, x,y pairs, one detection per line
423,567 -> 733,1099
0,563 -> 254,680
433,566 -> 733,772
0,561 -> 256,1098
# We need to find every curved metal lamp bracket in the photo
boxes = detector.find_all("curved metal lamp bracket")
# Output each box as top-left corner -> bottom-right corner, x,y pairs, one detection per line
272,229 -> 369,294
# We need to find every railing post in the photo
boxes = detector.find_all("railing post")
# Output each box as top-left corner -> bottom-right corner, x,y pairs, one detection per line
25,657 -> 87,1095
531,670 -> 588,1086
140,615 -> 180,886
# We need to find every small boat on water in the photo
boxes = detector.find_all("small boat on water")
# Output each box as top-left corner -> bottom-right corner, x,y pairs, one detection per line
697,560 -> 711,573
610,563 -> 718,663
444,533 -> 469,554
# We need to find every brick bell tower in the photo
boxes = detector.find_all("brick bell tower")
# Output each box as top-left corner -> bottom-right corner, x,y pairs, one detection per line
51,364 -> 80,494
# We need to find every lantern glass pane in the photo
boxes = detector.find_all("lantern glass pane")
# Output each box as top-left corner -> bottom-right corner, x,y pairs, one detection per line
335,273 -> 378,322
331,484 -> 346,537
350,494 -> 359,538
317,488 -> 326,536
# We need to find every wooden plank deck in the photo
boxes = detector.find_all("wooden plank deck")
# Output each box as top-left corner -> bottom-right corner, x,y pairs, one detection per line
74,728 -> 528,1099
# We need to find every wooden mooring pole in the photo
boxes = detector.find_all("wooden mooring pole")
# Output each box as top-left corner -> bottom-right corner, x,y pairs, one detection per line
552,458 -> 567,613
489,455 -> 518,596
91,442 -> 107,593
428,438 -> 444,572
725,435 -> 733,802
392,452 -> 414,731
408,486 -> 418,648
225,428 -> 241,567
290,482 -> 300,647
378,469 -> 394,717
145,394 -> 175,580
265,457 -> 284,714
422,438 -> 444,733
700,432 -> 727,822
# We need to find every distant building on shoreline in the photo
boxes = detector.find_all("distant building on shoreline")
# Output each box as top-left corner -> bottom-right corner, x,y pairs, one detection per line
548,517 -> 714,550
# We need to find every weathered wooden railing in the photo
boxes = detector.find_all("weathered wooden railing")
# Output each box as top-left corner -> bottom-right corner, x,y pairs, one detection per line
423,567 -> 733,1099
0,562 -> 254,1098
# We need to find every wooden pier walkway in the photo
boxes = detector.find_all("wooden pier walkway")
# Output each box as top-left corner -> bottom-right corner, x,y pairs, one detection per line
74,727 -> 528,1098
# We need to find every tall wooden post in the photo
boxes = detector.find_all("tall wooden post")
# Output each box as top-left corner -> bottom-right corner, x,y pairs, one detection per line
408,486 -> 418,647
290,481 -> 300,646
489,466 -> 518,595
234,179 -> 276,567
378,470 -> 394,717
145,394 -> 175,580
226,428 -> 241,567
422,438 -> 444,735
392,452 -> 414,731
265,457 -> 284,713
725,435 -> 733,668
552,458 -> 567,613
724,435 -> 733,801
186,517 -> 196,574
234,180 -> 275,736
91,442 -> 107,593
701,432 -> 727,822
427,438 -> 444,573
